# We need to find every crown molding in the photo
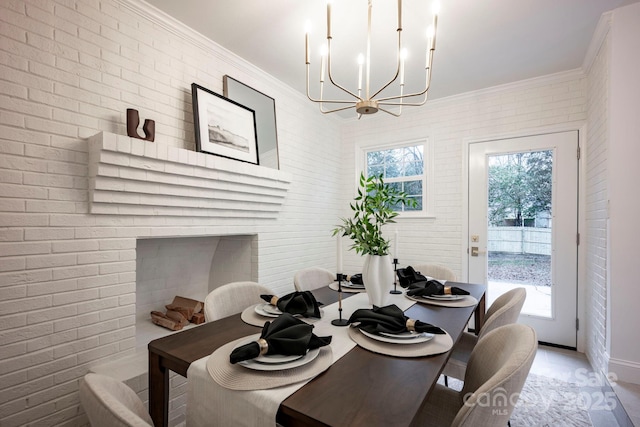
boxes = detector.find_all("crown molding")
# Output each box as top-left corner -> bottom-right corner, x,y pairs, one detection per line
115,0 -> 309,104
582,11 -> 612,74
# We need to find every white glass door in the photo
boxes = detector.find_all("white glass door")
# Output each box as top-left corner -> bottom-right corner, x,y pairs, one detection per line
468,131 -> 578,348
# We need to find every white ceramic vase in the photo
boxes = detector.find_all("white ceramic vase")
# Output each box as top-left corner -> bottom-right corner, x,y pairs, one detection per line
362,254 -> 393,307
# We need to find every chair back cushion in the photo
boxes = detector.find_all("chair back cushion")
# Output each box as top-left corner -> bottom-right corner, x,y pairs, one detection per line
453,324 -> 537,427
204,281 -> 271,321
479,287 -> 526,340
293,267 -> 335,292
412,264 -> 457,282
80,373 -> 153,427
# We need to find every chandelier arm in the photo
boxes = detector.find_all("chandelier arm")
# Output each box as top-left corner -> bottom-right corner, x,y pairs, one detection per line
377,106 -> 402,117
370,28 -> 403,100
318,103 -> 359,114
326,39 -> 361,101
379,98 -> 429,107
376,49 -> 434,102
306,64 -> 361,104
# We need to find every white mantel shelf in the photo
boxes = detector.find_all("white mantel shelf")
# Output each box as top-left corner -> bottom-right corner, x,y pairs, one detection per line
88,132 -> 291,218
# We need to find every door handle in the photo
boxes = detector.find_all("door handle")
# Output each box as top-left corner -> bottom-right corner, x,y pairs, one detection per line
470,247 -> 486,257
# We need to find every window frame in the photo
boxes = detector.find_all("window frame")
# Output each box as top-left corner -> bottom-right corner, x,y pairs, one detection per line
355,138 -> 435,218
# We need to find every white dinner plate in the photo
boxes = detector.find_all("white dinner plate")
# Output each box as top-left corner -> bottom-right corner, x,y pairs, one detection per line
422,294 -> 465,301
253,353 -> 303,364
254,303 -> 281,317
262,303 -> 283,315
237,348 -> 320,371
380,331 -> 431,340
342,282 -> 365,289
360,329 -> 434,345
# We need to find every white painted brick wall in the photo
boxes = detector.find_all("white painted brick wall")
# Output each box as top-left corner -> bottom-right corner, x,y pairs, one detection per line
0,0 -> 611,425
0,0 -> 342,425
341,72 -> 588,278
585,31 -> 610,374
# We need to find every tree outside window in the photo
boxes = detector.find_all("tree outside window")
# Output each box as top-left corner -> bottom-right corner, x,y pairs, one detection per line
488,150 -> 553,227
365,143 -> 425,213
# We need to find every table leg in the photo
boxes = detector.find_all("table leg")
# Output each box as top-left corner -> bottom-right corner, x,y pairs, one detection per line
474,293 -> 486,334
149,351 -> 169,427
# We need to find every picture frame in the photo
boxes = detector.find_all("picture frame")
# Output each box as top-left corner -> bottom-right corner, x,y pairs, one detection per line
223,76 -> 280,169
191,83 -> 258,165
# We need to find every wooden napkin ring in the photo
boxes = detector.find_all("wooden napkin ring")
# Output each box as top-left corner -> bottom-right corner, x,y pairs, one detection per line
444,286 -> 452,295
270,296 -> 279,306
406,319 -> 416,332
258,338 -> 268,355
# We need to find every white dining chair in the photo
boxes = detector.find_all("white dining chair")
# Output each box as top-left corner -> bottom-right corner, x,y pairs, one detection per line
293,267 -> 335,292
79,373 -> 153,427
412,263 -> 457,281
204,281 -> 271,321
443,287 -> 527,384
414,323 -> 537,427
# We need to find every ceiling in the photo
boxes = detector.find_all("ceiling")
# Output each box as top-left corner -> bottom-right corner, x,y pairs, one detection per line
144,0 -> 636,116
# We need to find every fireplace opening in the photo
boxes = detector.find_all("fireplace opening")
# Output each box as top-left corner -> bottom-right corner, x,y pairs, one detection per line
135,234 -> 256,347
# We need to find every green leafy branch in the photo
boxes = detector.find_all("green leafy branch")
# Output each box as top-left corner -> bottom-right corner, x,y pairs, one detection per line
332,172 -> 417,256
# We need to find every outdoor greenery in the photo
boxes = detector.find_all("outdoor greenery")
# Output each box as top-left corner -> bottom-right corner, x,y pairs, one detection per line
488,150 -> 553,227
366,144 -> 424,211
333,172 -> 417,256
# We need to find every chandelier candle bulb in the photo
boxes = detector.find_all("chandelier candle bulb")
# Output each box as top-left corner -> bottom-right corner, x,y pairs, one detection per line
305,32 -> 310,64
400,51 -> 406,85
358,54 -> 364,92
430,16 -> 438,50
327,1 -> 332,39
320,45 -> 327,82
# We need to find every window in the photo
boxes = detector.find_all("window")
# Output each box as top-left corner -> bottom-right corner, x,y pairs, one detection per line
358,139 -> 432,217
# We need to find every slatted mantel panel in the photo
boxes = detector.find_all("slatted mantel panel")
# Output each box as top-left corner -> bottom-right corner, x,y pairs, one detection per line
88,132 -> 292,217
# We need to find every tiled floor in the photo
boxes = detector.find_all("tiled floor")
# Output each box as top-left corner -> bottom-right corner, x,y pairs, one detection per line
532,344 -> 638,426
614,381 -> 640,426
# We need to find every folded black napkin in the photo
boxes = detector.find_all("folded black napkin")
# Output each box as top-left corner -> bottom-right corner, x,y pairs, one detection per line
260,290 -> 321,318
229,313 -> 332,364
406,280 -> 470,297
347,304 -> 445,335
347,274 -> 363,285
396,266 -> 428,288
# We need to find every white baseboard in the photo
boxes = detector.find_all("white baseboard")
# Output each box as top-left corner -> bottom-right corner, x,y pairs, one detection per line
608,357 -> 640,385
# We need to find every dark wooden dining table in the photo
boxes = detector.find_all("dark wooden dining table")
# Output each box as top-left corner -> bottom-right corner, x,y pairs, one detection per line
148,282 -> 486,427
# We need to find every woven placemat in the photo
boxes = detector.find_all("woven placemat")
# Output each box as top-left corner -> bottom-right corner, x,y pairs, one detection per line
404,293 -> 478,308
240,304 -> 274,327
207,334 -> 333,390
348,327 -> 453,357
329,282 -> 365,293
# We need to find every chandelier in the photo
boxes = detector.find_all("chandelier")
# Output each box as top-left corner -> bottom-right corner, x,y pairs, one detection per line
305,0 -> 439,118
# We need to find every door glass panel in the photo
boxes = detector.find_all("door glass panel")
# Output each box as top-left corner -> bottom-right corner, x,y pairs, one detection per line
486,150 -> 553,318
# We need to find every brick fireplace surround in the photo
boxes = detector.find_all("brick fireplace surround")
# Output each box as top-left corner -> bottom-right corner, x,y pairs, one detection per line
87,131 -> 290,425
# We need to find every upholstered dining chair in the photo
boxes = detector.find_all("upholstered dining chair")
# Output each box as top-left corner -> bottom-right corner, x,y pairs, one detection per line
79,373 -> 153,427
204,281 -> 271,322
443,287 -> 527,384
412,263 -> 457,281
414,323 -> 537,427
293,267 -> 335,292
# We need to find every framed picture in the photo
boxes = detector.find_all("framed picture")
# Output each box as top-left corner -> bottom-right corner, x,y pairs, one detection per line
223,76 -> 280,170
191,83 -> 258,165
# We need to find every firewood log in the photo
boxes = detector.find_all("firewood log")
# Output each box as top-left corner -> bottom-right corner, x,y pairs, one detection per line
165,296 -> 203,320
191,312 -> 205,324
165,310 -> 188,326
150,310 -> 183,331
